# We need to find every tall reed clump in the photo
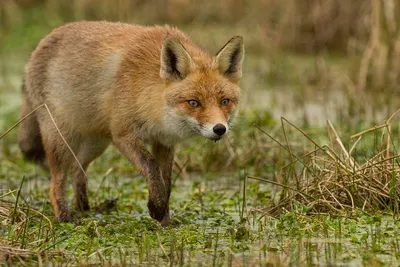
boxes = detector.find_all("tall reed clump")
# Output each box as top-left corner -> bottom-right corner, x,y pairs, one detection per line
0,180 -> 63,264
356,0 -> 400,93
252,110 -> 400,217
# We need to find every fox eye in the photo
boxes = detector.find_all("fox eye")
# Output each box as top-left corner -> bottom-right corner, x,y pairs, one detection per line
188,100 -> 200,107
220,98 -> 230,106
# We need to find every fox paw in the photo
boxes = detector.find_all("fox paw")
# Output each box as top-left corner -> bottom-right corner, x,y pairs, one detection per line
147,199 -> 168,222
57,211 -> 73,223
160,213 -> 171,227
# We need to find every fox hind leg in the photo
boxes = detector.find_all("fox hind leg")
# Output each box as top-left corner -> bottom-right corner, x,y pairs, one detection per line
70,162 -> 90,212
42,125 -> 110,221
70,137 -> 110,212
41,131 -> 73,222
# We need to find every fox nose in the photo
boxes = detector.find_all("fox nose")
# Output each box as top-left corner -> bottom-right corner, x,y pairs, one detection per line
213,124 -> 226,136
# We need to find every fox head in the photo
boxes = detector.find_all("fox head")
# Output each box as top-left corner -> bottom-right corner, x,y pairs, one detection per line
160,36 -> 244,141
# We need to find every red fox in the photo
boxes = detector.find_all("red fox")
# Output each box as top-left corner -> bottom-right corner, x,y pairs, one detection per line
18,21 -> 244,226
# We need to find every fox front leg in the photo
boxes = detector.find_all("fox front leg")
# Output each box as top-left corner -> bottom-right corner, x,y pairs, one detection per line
152,142 -> 175,226
113,134 -> 168,223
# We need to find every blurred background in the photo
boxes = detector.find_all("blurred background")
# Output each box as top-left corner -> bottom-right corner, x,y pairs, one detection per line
1,0 -> 400,173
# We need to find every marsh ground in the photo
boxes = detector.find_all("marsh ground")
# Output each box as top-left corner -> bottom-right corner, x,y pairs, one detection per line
2,1 -> 400,266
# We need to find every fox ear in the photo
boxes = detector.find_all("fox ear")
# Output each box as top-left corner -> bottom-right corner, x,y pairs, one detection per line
160,36 -> 192,81
216,36 -> 244,82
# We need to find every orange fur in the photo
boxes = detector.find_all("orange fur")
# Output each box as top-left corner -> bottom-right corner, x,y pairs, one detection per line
18,21 -> 245,225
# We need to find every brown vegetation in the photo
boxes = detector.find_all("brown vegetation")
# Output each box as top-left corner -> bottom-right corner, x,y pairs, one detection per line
253,110 -> 400,216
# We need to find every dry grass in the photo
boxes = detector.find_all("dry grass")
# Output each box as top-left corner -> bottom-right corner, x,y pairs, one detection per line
252,109 -> 400,216
0,181 -> 63,264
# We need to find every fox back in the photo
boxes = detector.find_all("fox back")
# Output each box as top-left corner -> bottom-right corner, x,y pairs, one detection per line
19,21 -> 244,225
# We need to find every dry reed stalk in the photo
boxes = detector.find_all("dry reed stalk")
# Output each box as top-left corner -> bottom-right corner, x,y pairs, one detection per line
0,245 -> 63,258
